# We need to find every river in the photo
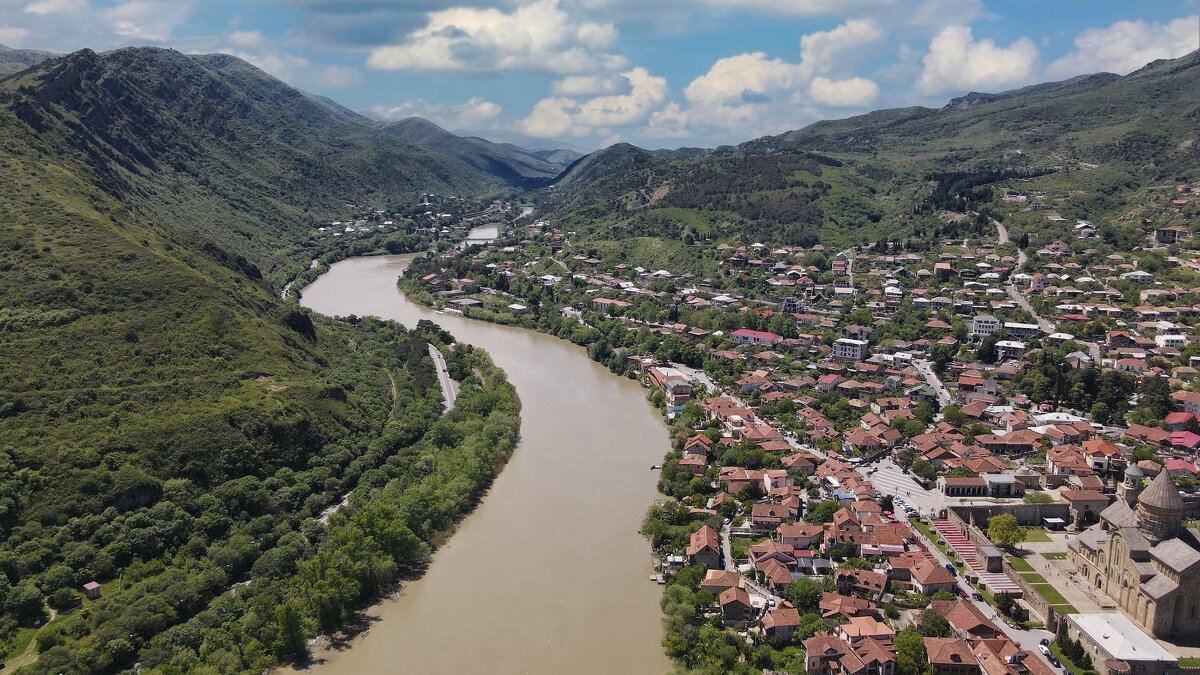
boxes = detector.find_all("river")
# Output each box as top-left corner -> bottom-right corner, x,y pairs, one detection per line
296,254 -> 669,675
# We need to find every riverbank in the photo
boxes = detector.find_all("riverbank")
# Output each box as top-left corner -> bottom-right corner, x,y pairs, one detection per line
294,255 -> 670,674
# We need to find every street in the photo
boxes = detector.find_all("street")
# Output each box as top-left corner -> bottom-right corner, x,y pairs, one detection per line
428,343 -> 459,414
912,359 -> 952,408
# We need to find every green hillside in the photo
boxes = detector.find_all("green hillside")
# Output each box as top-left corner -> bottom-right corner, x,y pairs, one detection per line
546,50 -> 1200,251
0,44 -> 53,77
0,47 -> 521,673
0,48 -> 515,283
381,116 -> 568,187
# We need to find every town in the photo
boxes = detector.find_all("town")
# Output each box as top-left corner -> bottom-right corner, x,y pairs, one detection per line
394,179 -> 1200,675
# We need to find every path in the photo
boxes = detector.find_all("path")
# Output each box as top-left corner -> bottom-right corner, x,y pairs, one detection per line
995,218 -> 1101,361
912,359 -> 952,408
907,518 -> 1055,666
428,343 -> 459,414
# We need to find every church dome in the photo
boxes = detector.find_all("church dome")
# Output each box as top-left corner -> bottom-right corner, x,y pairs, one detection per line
1125,463 -> 1144,479
1139,469 -> 1185,512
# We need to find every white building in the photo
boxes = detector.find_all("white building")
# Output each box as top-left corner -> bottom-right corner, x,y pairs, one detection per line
971,315 -> 1001,337
1156,334 -> 1187,349
833,338 -> 869,362
1003,322 -> 1043,339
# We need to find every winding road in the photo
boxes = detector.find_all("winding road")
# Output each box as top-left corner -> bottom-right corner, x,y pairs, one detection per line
428,343 -> 458,414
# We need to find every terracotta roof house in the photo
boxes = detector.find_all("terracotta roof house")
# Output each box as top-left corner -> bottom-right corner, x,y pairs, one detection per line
925,637 -> 981,675
763,607 -> 803,640
687,525 -> 721,569
719,586 -> 754,623
929,600 -> 1001,639
837,616 -> 896,642
911,560 -> 958,594
700,569 -> 744,596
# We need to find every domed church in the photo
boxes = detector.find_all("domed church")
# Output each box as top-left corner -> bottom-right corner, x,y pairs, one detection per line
1070,467 -> 1200,639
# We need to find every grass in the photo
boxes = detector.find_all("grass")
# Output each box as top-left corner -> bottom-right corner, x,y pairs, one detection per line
1030,583 -> 1069,606
909,518 -> 951,556
1041,552 -> 1069,560
1178,658 -> 1200,668
1020,571 -> 1049,585
1007,556 -> 1035,572
1019,527 -> 1052,542
730,536 -> 768,560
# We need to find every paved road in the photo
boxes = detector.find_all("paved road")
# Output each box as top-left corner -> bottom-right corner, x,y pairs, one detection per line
913,359 -> 952,407
428,343 -> 459,414
996,219 -> 1101,362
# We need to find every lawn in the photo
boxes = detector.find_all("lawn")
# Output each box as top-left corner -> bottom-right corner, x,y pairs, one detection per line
909,518 -> 951,556
731,536 -> 768,560
1030,583 -> 1070,606
1178,658 -> 1200,668
1041,552 -> 1069,560
1019,527 -> 1052,542
1020,571 -> 1049,585
1007,556 -> 1035,572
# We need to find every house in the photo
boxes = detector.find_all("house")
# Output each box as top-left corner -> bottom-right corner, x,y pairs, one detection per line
719,586 -> 755,623
836,569 -> 889,598
82,581 -> 101,600
1120,270 -> 1154,284
779,522 -> 825,549
837,616 -> 896,642
1172,390 -> 1200,416
591,297 -> 632,312
929,600 -> 1000,639
687,525 -> 721,569
700,569 -> 744,596
805,633 -> 897,675
731,328 -> 784,346
646,366 -> 693,411
911,560 -> 957,594
994,340 -> 1026,361
1062,614 -> 1177,675
763,607 -> 802,640
834,338 -> 870,361
924,637 -> 980,675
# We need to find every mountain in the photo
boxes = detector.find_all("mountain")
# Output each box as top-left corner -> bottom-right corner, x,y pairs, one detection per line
0,46 -> 523,673
548,51 -> 1200,252
759,51 -> 1200,174
453,126 -> 589,156
0,43 -> 54,76
381,116 -> 567,188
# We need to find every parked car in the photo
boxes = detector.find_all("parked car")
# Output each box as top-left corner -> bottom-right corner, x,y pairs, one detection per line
1049,656 -> 1061,668
972,592 -> 984,601
945,563 -> 957,576
1039,639 -> 1049,646
1038,644 -> 1052,657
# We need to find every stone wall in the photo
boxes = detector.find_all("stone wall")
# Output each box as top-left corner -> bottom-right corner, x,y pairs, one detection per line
947,503 -> 1071,528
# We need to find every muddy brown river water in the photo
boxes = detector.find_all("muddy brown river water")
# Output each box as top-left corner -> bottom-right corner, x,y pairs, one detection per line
295,254 -> 669,674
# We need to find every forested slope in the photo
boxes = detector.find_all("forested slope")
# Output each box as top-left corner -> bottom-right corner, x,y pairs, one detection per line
0,47 -> 521,673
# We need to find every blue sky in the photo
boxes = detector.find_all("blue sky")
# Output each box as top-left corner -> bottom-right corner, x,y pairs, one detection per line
1,0 -> 1197,149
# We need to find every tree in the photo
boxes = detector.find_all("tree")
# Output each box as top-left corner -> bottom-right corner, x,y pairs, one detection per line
920,609 -> 952,637
274,601 -> 308,659
894,626 -> 928,675
806,500 -> 841,524
786,577 -> 822,613
987,514 -> 1024,549
1090,401 -> 1111,425
1023,492 -> 1054,504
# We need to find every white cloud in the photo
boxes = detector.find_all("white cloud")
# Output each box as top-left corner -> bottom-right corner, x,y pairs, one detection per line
366,0 -> 625,74
808,76 -> 879,107
916,25 -> 1039,94
104,0 -> 194,41
798,17 -> 883,75
684,52 -> 802,108
199,32 -> 365,91
552,74 -> 618,96
674,18 -> 883,139
520,66 -> 666,137
24,0 -> 88,15
1046,15 -> 1199,79
371,96 -> 503,129
0,26 -> 31,44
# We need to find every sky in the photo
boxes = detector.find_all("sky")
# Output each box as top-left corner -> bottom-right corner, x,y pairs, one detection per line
0,0 -> 1197,150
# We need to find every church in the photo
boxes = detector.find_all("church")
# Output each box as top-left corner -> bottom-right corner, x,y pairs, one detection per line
1069,465 -> 1200,640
